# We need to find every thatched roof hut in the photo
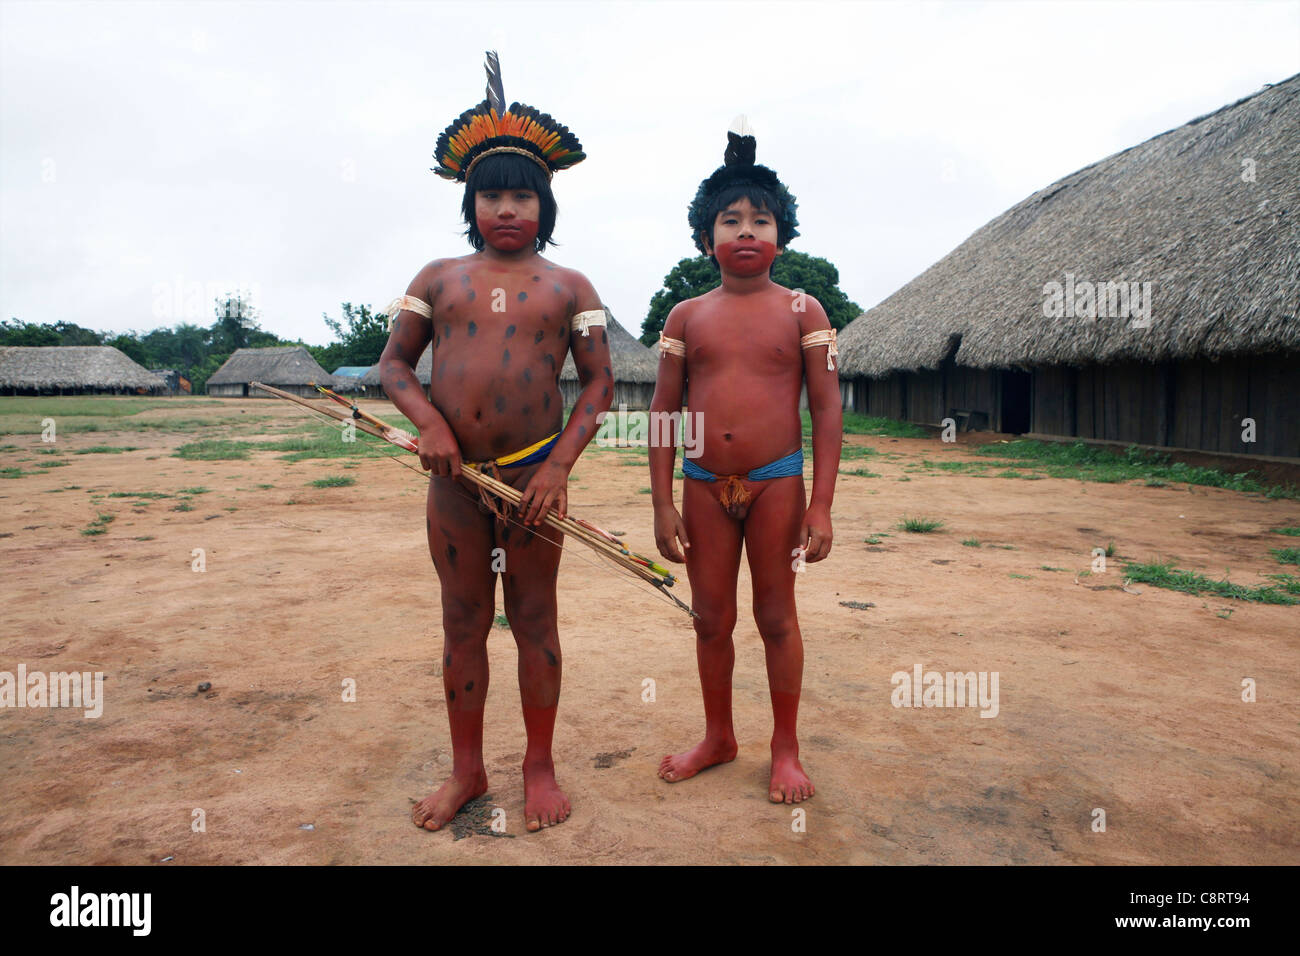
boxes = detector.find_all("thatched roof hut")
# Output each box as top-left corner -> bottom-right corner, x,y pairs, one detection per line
0,346 -> 167,395
838,74 -> 1300,458
206,346 -> 337,398
361,307 -> 660,408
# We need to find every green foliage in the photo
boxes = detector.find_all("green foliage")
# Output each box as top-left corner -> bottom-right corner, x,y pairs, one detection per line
639,250 -> 863,344
320,302 -> 390,369
1124,561 -> 1299,605
897,516 -> 945,533
310,475 -> 357,488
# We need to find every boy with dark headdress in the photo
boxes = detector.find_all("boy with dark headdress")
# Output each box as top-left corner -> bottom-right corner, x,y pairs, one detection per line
650,118 -> 841,803
381,53 -> 612,832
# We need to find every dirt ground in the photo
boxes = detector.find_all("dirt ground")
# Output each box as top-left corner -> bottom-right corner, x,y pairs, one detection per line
1,397 -> 1296,865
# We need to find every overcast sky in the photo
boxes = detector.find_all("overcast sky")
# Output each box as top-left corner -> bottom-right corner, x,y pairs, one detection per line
2,0 -> 1297,346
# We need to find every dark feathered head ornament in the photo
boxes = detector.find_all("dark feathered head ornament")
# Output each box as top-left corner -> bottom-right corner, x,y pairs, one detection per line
433,51 -> 585,183
688,116 -> 799,256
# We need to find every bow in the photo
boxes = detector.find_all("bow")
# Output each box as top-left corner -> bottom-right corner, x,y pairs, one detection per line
250,381 -> 696,618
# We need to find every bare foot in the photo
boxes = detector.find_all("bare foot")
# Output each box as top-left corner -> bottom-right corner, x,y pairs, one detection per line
411,769 -> 488,831
523,759 -> 570,832
658,735 -> 738,783
769,748 -> 813,803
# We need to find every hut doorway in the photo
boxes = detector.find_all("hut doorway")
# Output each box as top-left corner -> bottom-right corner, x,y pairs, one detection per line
999,369 -> 1031,434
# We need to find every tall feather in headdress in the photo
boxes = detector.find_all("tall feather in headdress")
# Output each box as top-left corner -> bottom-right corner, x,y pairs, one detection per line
688,114 -> 799,255
432,52 -> 585,182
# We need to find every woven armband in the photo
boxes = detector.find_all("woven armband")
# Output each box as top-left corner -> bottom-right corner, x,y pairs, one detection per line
658,333 -> 686,358
571,309 -> 606,337
800,328 -> 838,371
385,295 -> 434,329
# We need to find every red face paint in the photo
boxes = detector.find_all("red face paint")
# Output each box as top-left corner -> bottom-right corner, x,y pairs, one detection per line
479,217 -> 539,252
714,239 -> 777,277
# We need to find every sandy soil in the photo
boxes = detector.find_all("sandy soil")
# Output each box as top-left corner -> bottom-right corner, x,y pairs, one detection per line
1,398 -> 1296,865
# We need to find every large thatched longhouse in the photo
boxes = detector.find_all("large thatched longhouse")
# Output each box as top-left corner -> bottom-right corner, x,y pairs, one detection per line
838,74 -> 1300,460
0,346 -> 167,395
361,308 -> 659,409
206,346 -> 337,398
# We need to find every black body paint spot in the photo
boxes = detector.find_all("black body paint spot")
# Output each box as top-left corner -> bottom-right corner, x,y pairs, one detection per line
467,321 -> 477,337
445,654 -> 452,667
534,330 -> 545,344
601,385 -> 609,398
449,689 -> 456,702
517,291 -> 527,302
601,330 -> 607,344
460,273 -> 471,286
542,314 -> 550,323
522,368 -> 532,384
392,318 -> 401,333
553,283 -> 563,294
466,289 -> 476,302
395,379 -> 408,390
578,425 -> 586,437
544,649 -> 557,667
465,681 -> 474,692
437,360 -> 447,381
585,337 -> 595,352
444,324 -> 452,338
521,405 -> 531,416
495,395 -> 506,413
454,407 -> 461,419
502,349 -> 511,367
557,327 -> 565,339
505,324 -> 516,338
543,354 -> 555,370
543,392 -> 551,410
603,365 -> 611,379
585,403 -> 594,415
445,543 -> 458,566
532,275 -> 540,282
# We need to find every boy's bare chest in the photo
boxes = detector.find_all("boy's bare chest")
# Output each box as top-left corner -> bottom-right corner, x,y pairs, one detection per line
687,311 -> 802,372
430,269 -> 574,339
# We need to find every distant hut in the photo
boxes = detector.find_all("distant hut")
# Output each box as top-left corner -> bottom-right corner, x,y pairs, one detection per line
561,308 -> 658,409
361,307 -> 659,409
0,346 -> 167,395
206,346 -> 336,398
837,75 -> 1300,460
330,366 -> 371,395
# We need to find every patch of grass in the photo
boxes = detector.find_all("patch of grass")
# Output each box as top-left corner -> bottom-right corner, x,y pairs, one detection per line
897,476 -> 911,482
267,434 -> 392,462
898,516 -> 944,533
920,459 -> 989,474
36,459 -> 70,468
962,538 -> 981,547
493,613 -> 511,629
829,411 -> 928,439
1265,573 -> 1300,595
0,467 -> 24,478
1009,573 -> 1032,580
637,486 -> 652,494
1270,526 -> 1300,536
971,438 -> 1296,496
1040,566 -> 1068,572
310,475 -> 357,488
838,444 -> 879,461
73,445 -> 139,455
178,486 -> 210,495
171,501 -> 195,512
257,483 -> 275,490
173,440 -> 255,460
133,535 -> 155,541
1269,547 -> 1300,566
1124,561 -> 1299,605
844,467 -> 880,478
1105,540 -> 1116,558
81,512 -> 115,536
108,491 -> 172,499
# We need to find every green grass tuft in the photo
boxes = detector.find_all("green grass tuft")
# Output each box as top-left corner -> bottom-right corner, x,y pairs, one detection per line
1124,561 -> 1298,605
898,515 -> 944,533
310,475 -> 357,488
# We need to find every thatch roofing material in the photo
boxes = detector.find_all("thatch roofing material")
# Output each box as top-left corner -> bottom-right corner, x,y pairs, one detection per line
360,307 -> 658,387
837,74 -> 1300,378
0,346 -> 167,390
207,346 -> 337,387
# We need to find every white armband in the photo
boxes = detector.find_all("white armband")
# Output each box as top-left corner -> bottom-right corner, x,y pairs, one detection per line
385,295 -> 433,329
571,309 -> 606,337
658,333 -> 686,358
800,328 -> 838,371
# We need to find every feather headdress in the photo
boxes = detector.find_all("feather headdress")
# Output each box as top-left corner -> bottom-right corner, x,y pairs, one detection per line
688,115 -> 799,255
433,51 -> 585,183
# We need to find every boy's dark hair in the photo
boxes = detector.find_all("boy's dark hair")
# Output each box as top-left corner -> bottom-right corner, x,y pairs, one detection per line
462,152 -> 558,252
695,182 -> 795,268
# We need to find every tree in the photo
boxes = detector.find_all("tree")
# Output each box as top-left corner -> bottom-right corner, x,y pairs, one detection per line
639,250 -> 863,345
321,302 -> 389,369
210,291 -> 260,353
0,319 -> 60,346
